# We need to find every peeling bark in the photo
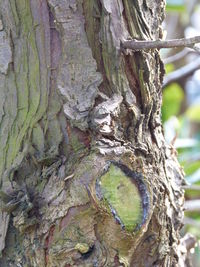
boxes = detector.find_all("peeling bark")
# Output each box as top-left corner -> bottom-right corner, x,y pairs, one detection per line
0,0 -> 188,266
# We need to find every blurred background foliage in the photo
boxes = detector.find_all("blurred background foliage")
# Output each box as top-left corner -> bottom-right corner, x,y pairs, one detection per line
163,0 -> 200,265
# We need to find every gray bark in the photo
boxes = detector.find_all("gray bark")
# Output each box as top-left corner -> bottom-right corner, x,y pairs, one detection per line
0,0 -> 188,266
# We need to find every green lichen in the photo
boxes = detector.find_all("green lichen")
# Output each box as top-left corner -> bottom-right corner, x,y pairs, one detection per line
4,0 -> 42,168
100,164 -> 143,232
1,0 -> 53,175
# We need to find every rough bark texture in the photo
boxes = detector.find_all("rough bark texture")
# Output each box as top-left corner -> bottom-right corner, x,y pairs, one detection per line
0,0 -> 186,266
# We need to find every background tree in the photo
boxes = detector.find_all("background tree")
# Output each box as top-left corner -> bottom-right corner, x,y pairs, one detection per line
162,1 -> 200,265
0,0 -> 190,266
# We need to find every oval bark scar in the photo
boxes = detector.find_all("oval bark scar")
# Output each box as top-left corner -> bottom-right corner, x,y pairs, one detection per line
97,162 -> 150,232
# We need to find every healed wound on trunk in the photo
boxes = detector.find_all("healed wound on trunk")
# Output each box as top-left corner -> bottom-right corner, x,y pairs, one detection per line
96,162 -> 150,232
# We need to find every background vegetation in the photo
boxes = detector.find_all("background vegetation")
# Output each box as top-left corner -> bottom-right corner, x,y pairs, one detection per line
163,1 -> 200,265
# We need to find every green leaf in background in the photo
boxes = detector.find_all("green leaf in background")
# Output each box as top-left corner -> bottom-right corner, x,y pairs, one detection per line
184,161 -> 200,176
186,105 -> 200,122
185,187 -> 200,199
165,63 -> 175,74
186,168 -> 200,185
166,0 -> 185,12
178,144 -> 200,163
185,212 -> 200,222
162,83 -> 184,122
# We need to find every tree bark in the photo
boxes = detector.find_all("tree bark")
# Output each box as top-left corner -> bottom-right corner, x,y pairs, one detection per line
0,0 -> 187,266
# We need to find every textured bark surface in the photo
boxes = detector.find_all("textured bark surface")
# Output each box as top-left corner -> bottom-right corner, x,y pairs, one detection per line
0,0 -> 186,266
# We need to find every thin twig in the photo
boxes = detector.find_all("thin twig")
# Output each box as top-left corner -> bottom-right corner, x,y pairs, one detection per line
163,48 -> 191,64
183,185 -> 200,191
163,57 -> 200,87
184,200 -> 200,211
122,36 -> 200,50
184,217 -> 200,227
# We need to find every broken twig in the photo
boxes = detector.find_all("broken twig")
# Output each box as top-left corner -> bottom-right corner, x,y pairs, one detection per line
163,57 -> 200,87
163,48 -> 191,64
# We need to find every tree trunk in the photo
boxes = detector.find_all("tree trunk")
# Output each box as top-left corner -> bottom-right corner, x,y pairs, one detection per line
0,0 -> 186,266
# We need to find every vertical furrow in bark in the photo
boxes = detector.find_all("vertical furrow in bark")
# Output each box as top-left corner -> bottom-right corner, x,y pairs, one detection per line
0,0 -> 49,179
0,0 -> 63,261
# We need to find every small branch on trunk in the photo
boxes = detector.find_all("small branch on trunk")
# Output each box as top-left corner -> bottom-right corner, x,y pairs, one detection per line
183,185 -> 200,191
184,199 -> 200,211
121,36 -> 200,51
